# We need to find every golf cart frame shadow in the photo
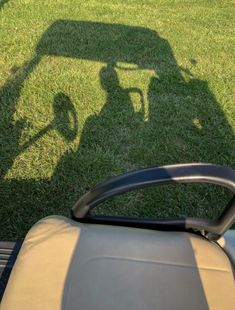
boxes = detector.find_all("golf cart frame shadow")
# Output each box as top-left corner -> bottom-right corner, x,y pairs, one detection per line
0,20 -> 234,237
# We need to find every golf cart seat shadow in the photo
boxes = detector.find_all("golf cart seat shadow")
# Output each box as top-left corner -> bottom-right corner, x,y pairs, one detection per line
1,163 -> 235,309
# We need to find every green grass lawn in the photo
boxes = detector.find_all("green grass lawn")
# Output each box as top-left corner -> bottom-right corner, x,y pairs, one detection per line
0,0 -> 234,239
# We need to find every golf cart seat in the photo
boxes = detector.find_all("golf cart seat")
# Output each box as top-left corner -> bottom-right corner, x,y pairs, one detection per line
1,164 -> 235,309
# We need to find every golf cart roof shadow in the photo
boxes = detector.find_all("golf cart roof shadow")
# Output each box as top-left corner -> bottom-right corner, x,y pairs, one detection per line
36,20 -> 179,72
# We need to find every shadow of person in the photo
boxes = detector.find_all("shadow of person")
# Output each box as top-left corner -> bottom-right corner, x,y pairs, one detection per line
50,64 -> 145,204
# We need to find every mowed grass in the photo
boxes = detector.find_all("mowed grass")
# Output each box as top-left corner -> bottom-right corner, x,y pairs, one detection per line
0,0 -> 234,239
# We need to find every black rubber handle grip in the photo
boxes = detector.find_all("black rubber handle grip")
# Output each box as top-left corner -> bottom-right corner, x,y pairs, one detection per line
72,163 -> 235,239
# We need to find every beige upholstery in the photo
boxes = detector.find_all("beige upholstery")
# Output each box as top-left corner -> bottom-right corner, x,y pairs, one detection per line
217,230 -> 235,266
1,216 -> 235,310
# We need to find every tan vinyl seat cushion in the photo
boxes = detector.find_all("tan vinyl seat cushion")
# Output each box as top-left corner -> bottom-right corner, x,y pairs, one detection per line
1,216 -> 235,310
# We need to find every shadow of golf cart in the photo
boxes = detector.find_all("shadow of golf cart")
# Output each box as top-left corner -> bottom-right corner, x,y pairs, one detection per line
1,21 -> 235,309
